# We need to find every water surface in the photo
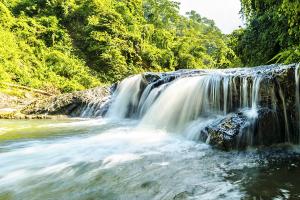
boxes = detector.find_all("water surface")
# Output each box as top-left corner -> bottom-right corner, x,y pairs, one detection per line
0,119 -> 300,200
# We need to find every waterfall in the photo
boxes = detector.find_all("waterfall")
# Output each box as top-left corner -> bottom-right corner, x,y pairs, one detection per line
296,64 -> 300,141
223,76 -> 230,114
244,76 -> 262,119
278,86 -> 290,142
102,64 -> 299,148
137,83 -> 167,117
80,97 -> 110,118
140,74 -> 228,132
242,77 -> 249,108
106,75 -> 143,119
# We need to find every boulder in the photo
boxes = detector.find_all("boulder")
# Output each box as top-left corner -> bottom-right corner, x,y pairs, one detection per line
199,108 -> 285,150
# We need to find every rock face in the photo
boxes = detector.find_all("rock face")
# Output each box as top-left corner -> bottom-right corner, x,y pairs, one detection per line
21,86 -> 110,117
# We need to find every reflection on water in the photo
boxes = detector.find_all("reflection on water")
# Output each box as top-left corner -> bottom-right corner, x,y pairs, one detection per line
0,119 -> 300,200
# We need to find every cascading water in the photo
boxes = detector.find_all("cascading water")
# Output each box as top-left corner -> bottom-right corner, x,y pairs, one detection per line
1,64 -> 300,200
80,96 -> 110,118
105,64 -> 300,148
296,64 -> 300,141
106,75 -> 143,119
140,75 -> 224,132
279,85 -> 290,142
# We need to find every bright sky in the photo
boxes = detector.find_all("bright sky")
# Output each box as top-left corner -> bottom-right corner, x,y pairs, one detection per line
175,0 -> 244,34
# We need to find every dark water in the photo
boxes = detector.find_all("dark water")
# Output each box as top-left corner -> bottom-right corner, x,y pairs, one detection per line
0,119 -> 300,200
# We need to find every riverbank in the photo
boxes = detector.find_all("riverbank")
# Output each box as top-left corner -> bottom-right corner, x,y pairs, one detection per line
0,83 -> 110,119
0,83 -> 53,119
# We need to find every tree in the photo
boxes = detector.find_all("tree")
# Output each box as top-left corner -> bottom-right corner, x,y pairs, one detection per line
234,0 -> 300,66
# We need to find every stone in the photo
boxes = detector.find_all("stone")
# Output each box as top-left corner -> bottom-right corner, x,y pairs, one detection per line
21,86 -> 110,117
199,108 -> 285,150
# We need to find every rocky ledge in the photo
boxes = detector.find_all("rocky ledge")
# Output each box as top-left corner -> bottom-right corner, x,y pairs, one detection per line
0,86 -> 110,119
140,63 -> 300,150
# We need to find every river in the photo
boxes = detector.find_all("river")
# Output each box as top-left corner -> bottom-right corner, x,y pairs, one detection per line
1,64 -> 299,199
1,119 -> 300,200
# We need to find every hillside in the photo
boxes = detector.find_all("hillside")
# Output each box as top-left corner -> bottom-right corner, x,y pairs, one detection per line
0,0 -> 240,93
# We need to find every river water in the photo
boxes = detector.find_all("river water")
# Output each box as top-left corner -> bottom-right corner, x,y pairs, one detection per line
1,119 -> 300,200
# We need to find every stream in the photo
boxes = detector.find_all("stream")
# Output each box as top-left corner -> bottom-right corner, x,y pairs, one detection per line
1,119 -> 300,200
1,64 -> 299,200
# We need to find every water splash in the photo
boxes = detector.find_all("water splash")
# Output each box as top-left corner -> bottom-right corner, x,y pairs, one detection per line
244,76 -> 262,119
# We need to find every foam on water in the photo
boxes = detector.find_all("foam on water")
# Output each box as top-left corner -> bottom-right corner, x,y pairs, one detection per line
0,119 -> 259,200
0,121 -> 258,200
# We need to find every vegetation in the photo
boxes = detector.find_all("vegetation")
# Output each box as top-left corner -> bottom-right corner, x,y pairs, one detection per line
0,0 -> 298,93
0,0 -> 240,92
230,0 -> 300,66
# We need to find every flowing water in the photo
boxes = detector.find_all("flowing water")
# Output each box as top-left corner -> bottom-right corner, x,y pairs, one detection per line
1,64 -> 300,200
296,64 -> 300,141
1,119 -> 300,200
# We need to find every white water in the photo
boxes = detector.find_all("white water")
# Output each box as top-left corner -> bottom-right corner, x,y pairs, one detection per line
140,75 -> 224,132
296,64 -> 300,141
0,119 -> 255,200
244,76 -> 262,119
242,77 -> 249,108
223,76 -> 230,114
106,75 -> 143,119
103,70 -> 284,144
137,83 -> 167,117
103,65 -> 300,147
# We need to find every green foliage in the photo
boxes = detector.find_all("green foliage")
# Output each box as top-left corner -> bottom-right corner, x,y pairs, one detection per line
0,2 -> 99,93
0,0 -> 240,92
233,0 -> 300,66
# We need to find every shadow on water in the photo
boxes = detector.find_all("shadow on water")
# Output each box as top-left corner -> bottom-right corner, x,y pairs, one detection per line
225,148 -> 300,199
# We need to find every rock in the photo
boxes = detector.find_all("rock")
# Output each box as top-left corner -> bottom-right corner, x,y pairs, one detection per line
200,112 -> 248,150
199,108 -> 284,150
142,73 -> 161,85
21,86 -> 110,117
0,110 -> 68,120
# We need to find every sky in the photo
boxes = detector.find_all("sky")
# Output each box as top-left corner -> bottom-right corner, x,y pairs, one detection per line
175,0 -> 244,34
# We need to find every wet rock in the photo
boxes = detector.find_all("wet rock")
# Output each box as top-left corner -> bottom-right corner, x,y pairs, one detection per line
253,108 -> 283,146
200,108 -> 284,150
200,112 -> 249,150
142,73 -> 161,85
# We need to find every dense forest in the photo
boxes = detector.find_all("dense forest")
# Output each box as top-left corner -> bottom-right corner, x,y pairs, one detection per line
233,0 -> 300,66
0,0 -> 299,93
